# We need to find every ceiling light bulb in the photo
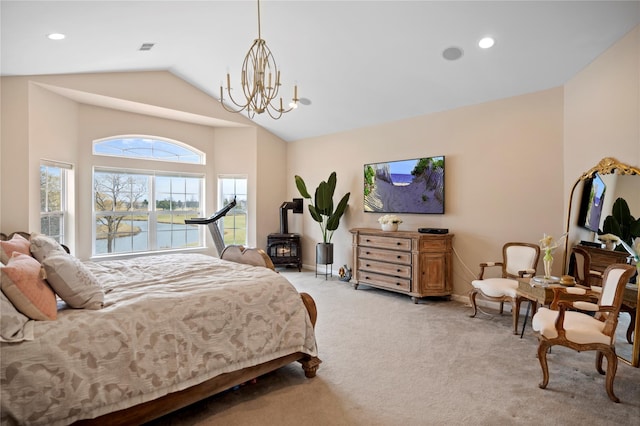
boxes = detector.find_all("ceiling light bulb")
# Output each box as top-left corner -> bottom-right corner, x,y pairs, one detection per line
478,37 -> 495,49
47,33 -> 66,40
289,102 -> 299,109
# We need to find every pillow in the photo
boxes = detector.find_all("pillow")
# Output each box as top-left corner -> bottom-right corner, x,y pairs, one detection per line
0,289 -> 34,342
42,253 -> 104,310
0,233 -> 31,264
30,233 -> 67,262
1,253 -> 57,320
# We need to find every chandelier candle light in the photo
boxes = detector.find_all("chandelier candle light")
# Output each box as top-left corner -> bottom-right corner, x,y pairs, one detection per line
219,0 -> 299,119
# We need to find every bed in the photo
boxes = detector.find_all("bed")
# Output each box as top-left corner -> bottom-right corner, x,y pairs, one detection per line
0,233 -> 320,426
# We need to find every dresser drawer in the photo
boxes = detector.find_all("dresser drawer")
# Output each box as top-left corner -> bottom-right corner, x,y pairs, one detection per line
358,234 -> 411,251
358,258 -> 412,278
356,270 -> 411,292
357,246 -> 412,265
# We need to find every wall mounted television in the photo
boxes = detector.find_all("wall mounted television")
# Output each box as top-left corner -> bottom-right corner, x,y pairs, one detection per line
364,156 -> 445,214
577,174 -> 606,232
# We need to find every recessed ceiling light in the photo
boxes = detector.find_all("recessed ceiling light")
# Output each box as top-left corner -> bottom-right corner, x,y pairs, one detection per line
478,37 -> 495,49
47,33 -> 66,40
442,46 -> 464,61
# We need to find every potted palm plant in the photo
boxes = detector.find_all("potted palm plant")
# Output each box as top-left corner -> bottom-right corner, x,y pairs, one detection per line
294,172 -> 350,265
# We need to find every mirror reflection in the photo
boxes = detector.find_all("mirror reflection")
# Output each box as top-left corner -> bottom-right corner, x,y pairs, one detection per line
564,158 -> 639,366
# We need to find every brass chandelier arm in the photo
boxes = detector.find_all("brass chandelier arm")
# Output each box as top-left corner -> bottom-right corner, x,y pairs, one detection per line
218,0 -> 299,120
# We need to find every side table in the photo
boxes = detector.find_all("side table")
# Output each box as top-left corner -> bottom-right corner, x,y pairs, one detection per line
515,278 -> 590,338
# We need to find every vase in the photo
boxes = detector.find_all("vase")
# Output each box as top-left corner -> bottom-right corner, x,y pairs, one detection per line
543,256 -> 553,279
316,243 -> 334,265
381,223 -> 398,232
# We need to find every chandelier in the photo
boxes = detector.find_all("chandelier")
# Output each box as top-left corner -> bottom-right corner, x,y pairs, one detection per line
219,0 -> 299,120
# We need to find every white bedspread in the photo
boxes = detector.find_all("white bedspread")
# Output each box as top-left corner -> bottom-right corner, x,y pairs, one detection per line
0,253 -> 317,425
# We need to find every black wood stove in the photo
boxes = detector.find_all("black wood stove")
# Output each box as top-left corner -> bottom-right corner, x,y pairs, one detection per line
267,199 -> 303,271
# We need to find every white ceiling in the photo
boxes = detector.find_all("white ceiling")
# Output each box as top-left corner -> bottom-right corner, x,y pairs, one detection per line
2,1 -> 639,142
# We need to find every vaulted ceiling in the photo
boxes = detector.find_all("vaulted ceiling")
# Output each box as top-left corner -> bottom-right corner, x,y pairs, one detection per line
2,1 -> 639,142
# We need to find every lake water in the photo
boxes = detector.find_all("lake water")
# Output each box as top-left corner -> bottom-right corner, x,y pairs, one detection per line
95,221 -> 200,254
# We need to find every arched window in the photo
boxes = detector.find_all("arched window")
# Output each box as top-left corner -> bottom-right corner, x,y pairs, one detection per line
93,136 -> 204,164
92,136 -> 205,256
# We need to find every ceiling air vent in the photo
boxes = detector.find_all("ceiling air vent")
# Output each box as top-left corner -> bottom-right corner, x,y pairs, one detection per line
139,43 -> 155,51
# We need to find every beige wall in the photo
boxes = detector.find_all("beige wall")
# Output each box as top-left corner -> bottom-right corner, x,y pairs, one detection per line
288,88 -> 565,297
0,71 -> 288,259
287,25 -> 639,298
1,25 -> 637,297
563,26 -> 640,258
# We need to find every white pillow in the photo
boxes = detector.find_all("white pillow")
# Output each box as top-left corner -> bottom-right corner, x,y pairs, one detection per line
30,233 -> 67,262
42,254 -> 104,310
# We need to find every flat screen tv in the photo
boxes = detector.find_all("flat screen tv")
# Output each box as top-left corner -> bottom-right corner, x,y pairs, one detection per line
364,156 -> 445,214
577,174 -> 606,232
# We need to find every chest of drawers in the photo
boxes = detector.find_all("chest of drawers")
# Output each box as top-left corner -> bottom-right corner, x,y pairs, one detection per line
350,228 -> 453,303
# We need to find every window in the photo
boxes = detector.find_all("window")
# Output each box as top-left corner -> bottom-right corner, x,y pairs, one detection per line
40,161 -> 72,244
93,136 -> 205,256
218,176 -> 248,246
94,169 -> 203,255
94,136 -> 204,164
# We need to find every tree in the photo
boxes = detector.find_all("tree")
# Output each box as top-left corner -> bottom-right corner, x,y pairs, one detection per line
94,172 -> 148,253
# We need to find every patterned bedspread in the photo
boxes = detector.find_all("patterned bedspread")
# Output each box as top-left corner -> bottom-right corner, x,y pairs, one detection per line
1,253 -> 317,425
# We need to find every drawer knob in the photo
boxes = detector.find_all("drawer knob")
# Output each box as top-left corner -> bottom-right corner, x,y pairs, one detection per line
397,269 -> 401,272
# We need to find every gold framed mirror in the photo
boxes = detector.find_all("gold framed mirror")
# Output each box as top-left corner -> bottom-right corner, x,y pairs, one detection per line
562,157 -> 639,367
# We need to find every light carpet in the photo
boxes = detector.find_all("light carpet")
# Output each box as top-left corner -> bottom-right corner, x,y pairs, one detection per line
148,271 -> 640,425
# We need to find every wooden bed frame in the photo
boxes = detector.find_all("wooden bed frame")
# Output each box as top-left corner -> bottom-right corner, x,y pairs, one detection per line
1,234 -> 321,425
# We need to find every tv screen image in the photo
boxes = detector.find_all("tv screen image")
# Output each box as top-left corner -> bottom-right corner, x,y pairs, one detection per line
364,156 -> 445,214
578,174 -> 606,232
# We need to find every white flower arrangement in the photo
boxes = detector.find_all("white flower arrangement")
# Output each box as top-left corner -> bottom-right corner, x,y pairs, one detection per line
378,214 -> 403,225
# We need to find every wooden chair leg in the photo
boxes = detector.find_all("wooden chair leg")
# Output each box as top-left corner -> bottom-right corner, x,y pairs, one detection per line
499,301 -> 504,315
512,298 -> 521,335
626,310 -> 635,344
603,349 -> 620,403
469,290 -> 478,318
595,351 -> 605,375
537,341 -> 551,389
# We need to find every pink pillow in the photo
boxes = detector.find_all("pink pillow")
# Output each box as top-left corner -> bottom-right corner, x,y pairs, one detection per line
1,253 -> 57,320
0,233 -> 31,264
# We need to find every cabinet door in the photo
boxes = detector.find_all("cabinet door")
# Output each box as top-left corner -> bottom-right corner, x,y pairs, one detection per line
418,252 -> 447,293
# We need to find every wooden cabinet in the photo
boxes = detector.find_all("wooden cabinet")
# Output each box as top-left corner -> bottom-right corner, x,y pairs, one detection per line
350,228 -> 453,302
578,244 -> 632,286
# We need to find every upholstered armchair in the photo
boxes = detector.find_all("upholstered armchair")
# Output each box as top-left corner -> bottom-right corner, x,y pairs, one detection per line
469,242 -> 540,334
531,263 -> 635,402
568,246 -> 598,287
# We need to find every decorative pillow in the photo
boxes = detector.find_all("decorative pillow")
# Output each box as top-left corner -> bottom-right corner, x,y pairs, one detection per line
0,289 -> 34,342
0,233 -> 31,264
1,253 -> 57,320
42,253 -> 104,310
30,233 -> 67,262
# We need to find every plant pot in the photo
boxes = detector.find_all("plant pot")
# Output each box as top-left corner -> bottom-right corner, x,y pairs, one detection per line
316,242 -> 334,265
381,223 -> 398,232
